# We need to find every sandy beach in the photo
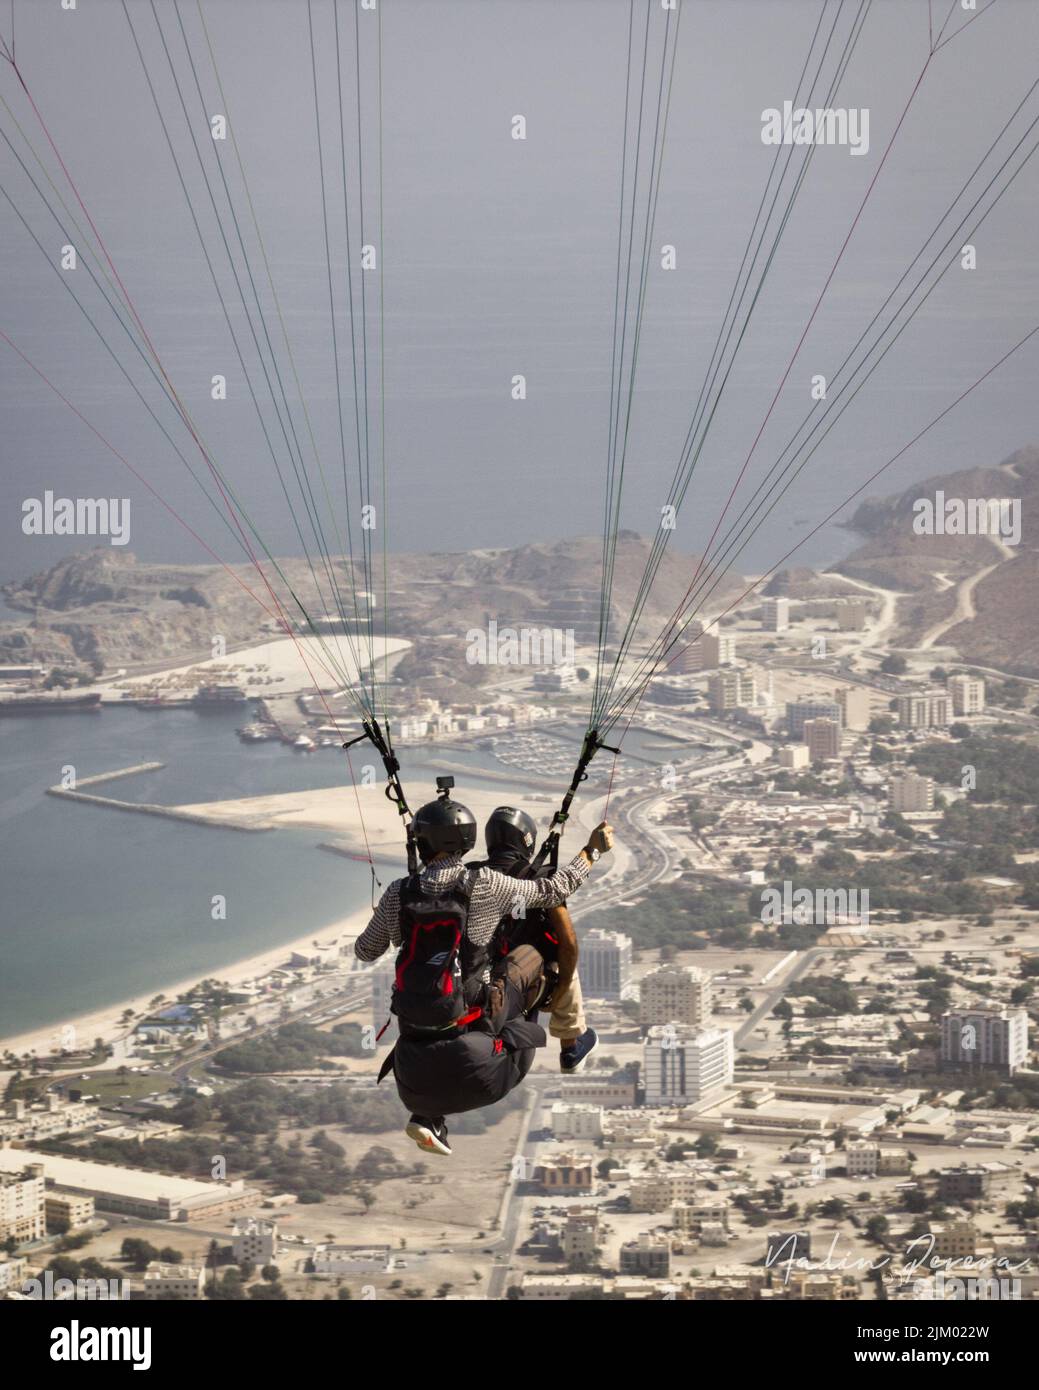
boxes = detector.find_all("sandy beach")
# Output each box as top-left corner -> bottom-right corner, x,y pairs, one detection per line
1,780 -> 611,1062
0,902 -> 376,1063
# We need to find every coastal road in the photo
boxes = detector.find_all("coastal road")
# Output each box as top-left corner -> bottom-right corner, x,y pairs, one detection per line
570,785 -> 678,923
166,985 -> 371,1086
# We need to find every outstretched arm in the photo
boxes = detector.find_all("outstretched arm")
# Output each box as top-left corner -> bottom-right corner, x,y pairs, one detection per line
480,823 -> 614,916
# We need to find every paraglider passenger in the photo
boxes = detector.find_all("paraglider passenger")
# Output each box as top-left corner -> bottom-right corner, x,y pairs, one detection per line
354,785 -> 613,1156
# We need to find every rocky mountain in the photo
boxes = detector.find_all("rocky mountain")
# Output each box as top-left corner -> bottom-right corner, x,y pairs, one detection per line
1,534 -> 744,679
832,446 -> 1039,673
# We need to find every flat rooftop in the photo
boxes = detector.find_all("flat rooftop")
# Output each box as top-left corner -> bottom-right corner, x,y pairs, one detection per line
0,1148 -> 242,1204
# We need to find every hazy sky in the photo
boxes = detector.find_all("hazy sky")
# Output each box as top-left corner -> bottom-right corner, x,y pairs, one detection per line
2,0 -> 1037,590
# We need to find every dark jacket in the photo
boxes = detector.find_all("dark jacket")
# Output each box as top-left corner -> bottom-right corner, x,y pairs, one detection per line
383,1016 -> 546,1116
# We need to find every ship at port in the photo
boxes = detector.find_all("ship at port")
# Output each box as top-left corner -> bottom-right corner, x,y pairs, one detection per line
191,683 -> 249,711
237,722 -> 278,743
0,691 -> 102,715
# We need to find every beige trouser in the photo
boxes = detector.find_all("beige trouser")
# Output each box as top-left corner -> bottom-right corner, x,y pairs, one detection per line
547,970 -> 586,1041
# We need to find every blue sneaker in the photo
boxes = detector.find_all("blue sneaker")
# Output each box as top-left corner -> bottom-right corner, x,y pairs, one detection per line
560,1027 -> 598,1074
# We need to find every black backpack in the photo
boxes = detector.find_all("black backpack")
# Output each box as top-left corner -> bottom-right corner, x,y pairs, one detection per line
391,874 -> 481,1033
471,857 -> 559,966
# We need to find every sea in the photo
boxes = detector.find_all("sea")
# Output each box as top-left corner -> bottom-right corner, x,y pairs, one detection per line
0,705 -> 695,1042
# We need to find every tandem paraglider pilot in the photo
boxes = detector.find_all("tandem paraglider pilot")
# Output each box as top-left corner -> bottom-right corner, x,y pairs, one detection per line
353,778 -> 614,1156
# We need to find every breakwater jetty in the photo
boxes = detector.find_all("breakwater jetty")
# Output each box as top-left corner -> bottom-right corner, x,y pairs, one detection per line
46,762 -> 273,833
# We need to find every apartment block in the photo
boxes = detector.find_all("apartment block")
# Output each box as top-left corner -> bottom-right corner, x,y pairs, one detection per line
888,773 -> 936,814
941,1009 -> 1029,1074
0,1163 -> 45,1244
803,717 -> 841,761
578,928 -> 633,1000
639,964 -> 713,1029
708,669 -> 757,714
762,597 -> 790,632
644,1025 -> 734,1106
947,674 -> 985,716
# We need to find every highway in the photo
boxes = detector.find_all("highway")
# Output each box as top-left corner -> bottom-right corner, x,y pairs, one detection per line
734,948 -> 821,1047
486,1077 -> 554,1299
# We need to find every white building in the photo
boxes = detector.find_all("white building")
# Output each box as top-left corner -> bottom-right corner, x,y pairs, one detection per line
231,1217 -> 278,1266
941,1009 -> 1029,1074
521,1274 -> 605,1300
45,1191 -> 95,1231
708,669 -> 757,714
836,686 -> 871,731
0,1095 -> 95,1144
0,1254 -> 28,1293
896,690 -> 951,729
639,964 -> 713,1029
578,928 -> 633,1000
312,1245 -> 391,1276
619,1232 -> 671,1278
141,1262 -> 205,1300
562,1209 -> 599,1269
0,1163 -> 45,1244
0,1149 -> 256,1222
643,1025 -> 734,1106
762,597 -> 790,631
531,665 -> 580,693
779,744 -> 810,770
369,959 -> 398,1043
947,674 -> 985,716
549,1103 -> 604,1142
672,1200 -> 731,1234
672,630 -> 736,672
845,1142 -> 911,1178
630,1166 -> 701,1212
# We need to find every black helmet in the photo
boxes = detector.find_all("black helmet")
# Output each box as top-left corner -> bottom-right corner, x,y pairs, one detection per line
485,805 -> 538,858
413,797 -> 478,862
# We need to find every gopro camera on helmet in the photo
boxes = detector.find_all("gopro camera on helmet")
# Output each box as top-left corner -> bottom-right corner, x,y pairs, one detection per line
413,779 -> 477,862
